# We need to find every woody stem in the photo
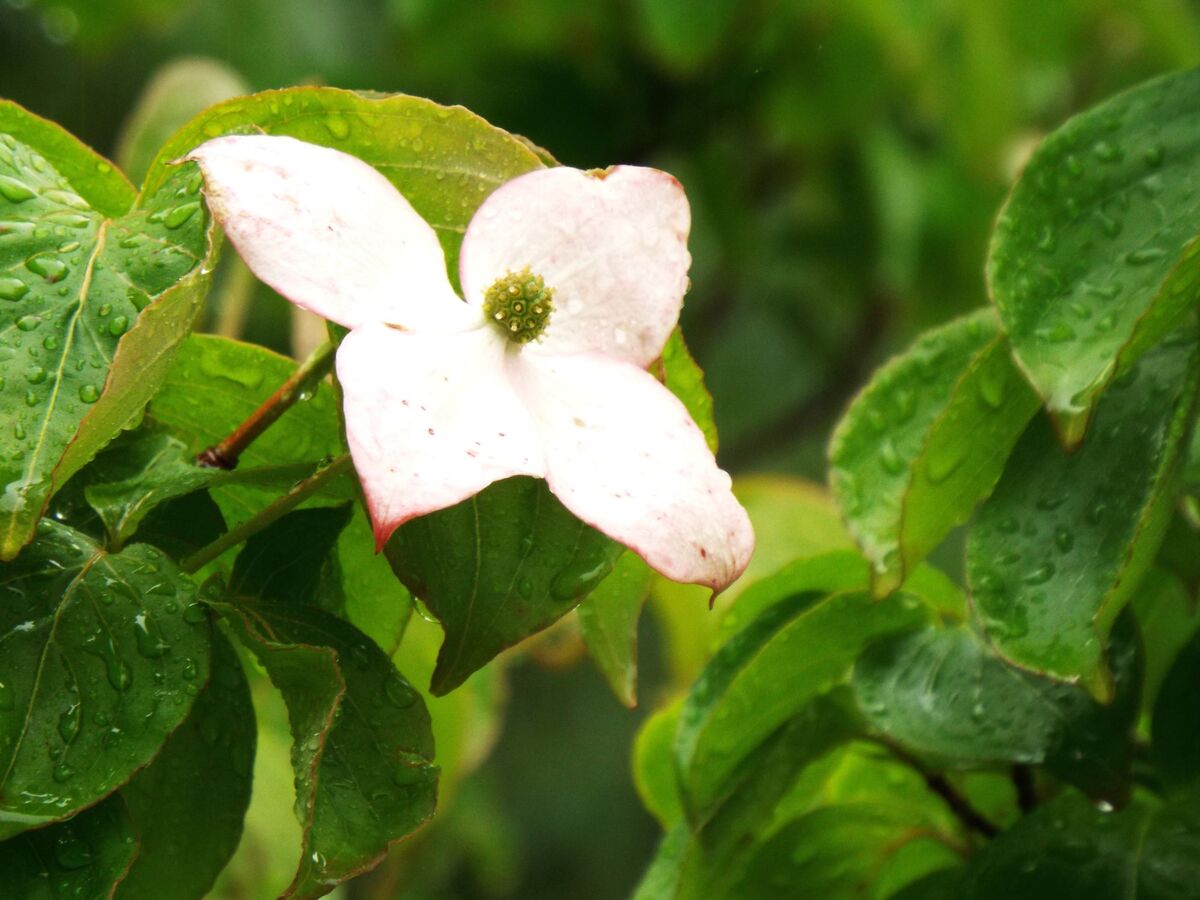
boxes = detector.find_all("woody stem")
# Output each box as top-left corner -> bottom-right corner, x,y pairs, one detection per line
196,339 -> 337,470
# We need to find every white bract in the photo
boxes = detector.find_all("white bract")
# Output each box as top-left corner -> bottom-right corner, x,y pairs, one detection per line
187,135 -> 753,591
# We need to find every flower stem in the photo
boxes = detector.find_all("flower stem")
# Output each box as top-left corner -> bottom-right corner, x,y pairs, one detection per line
196,339 -> 337,470
180,453 -> 354,573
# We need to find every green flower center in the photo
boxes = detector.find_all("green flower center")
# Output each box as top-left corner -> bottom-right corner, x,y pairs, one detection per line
482,267 -> 554,344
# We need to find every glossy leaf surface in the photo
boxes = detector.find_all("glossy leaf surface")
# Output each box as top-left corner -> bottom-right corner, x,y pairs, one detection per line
968,335 -> 1197,696
213,596 -> 436,898
988,67 -> 1200,442
0,521 -> 210,839
577,551 -> 653,708
830,310 -> 1037,593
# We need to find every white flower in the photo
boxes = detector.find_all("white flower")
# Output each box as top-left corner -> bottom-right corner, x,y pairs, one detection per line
187,135 -> 753,591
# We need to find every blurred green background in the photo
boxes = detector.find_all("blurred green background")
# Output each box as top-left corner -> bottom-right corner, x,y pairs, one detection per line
3,1 -> 1198,897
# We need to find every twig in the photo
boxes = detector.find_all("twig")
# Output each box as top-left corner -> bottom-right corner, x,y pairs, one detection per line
197,339 -> 336,470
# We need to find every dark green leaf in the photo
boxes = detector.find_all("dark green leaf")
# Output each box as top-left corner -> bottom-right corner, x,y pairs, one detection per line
1151,634 -> 1200,795
0,108 -> 213,559
577,551 -> 653,708
675,588 -> 930,821
147,334 -> 350,526
212,597 -> 436,899
988,68 -> 1200,443
0,521 -> 210,839
0,795 -> 138,899
830,310 -> 1038,594
961,787 -> 1200,900
115,629 -> 254,900
853,614 -> 1142,803
386,475 -> 622,696
81,426 -> 318,547
229,505 -> 352,606
967,335 -> 1198,697
145,87 -> 543,281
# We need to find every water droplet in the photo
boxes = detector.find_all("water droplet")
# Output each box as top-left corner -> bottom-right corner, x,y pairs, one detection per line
1037,323 -> 1076,343
58,703 -> 80,743
1054,527 -> 1075,553
163,201 -> 200,230
925,442 -> 964,484
1143,145 -> 1165,169
880,437 -> 905,475
517,577 -> 533,599
53,831 -> 92,870
324,115 -> 350,139
15,315 -> 39,332
384,674 -> 417,708
0,176 -> 35,203
1093,140 -> 1121,163
25,255 -> 68,283
24,366 -> 46,384
0,277 -> 28,301
78,384 -> 99,403
180,658 -> 198,681
42,334 -> 58,351
1023,563 -> 1055,586
182,602 -> 207,624
133,613 -> 168,658
979,369 -> 1006,409
108,315 -> 129,337
1126,247 -> 1167,266
1094,211 -> 1121,238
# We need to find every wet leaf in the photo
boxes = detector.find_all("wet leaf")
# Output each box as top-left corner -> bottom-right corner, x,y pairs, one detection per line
829,310 -> 1037,594
577,551 -> 653,708
988,68 -> 1200,443
967,335 -> 1198,697
0,521 -> 210,839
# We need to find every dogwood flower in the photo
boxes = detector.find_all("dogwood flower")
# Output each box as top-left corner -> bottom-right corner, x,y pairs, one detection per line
187,135 -> 753,591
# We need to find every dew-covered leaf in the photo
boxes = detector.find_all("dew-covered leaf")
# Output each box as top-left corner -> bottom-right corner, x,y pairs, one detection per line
988,67 -> 1200,444
577,551 -> 653,708
829,310 -> 1038,594
854,613 -> 1142,803
228,505 -> 352,607
147,334 -> 350,525
115,629 -> 254,900
0,102 -> 213,559
212,594 -> 436,899
80,426 -> 319,547
674,588 -> 929,822
0,520 -> 210,840
0,794 -> 138,899
960,786 -> 1200,899
386,475 -> 622,696
967,335 -> 1197,697
145,86 -> 544,281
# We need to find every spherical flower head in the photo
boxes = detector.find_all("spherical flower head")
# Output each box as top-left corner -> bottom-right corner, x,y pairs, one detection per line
185,134 -> 754,594
482,267 -> 553,344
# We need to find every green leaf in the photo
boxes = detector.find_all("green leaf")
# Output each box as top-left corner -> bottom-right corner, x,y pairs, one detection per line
853,614 -> 1142,803
212,596 -> 436,899
115,629 -> 255,900
658,328 -> 718,453
960,787 -> 1200,899
0,521 -> 210,840
1132,566 -> 1200,709
987,67 -> 1200,444
147,334 -> 350,526
633,698 -> 685,829
674,588 -> 930,822
1151,634 -> 1200,795
80,426 -> 319,547
115,57 -> 249,187
386,475 -> 622,696
0,106 -> 213,559
228,505 -> 352,606
145,86 -> 543,280
829,310 -> 1038,594
336,505 -> 413,655
577,551 -> 653,708
967,335 -> 1198,697
0,795 -> 138,899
